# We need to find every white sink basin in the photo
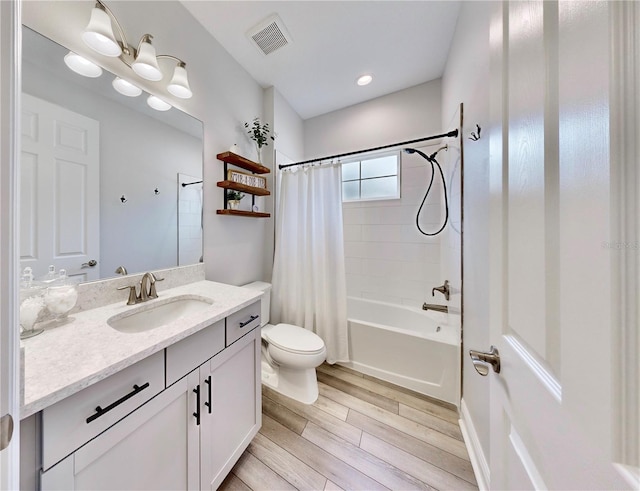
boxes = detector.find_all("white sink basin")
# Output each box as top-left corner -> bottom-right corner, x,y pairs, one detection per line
108,295 -> 214,333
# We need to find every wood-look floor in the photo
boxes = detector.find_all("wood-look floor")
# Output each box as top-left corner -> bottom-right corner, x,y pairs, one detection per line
219,364 -> 478,491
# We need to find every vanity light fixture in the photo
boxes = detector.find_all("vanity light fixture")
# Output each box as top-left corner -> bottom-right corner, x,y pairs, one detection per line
64,51 -> 103,78
78,0 -> 193,99
357,74 -> 373,86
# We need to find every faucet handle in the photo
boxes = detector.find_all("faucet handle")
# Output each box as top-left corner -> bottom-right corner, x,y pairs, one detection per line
117,285 -> 138,305
431,280 -> 450,301
148,275 -> 164,299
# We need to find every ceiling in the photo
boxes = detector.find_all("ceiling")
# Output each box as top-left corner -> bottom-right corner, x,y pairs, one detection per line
181,1 -> 461,120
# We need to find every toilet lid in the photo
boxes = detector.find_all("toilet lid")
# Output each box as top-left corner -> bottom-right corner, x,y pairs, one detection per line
266,323 -> 325,354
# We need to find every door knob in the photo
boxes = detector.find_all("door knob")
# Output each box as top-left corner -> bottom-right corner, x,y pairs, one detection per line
469,346 -> 500,376
81,259 -> 97,268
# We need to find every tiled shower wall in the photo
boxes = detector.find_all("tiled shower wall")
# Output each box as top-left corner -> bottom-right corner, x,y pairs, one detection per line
343,144 -> 447,306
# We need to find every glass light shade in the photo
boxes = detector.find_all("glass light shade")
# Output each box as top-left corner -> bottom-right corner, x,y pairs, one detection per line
82,7 -> 121,57
167,64 -> 192,99
64,52 -> 103,78
147,95 -> 171,111
112,77 -> 142,97
132,39 -> 162,81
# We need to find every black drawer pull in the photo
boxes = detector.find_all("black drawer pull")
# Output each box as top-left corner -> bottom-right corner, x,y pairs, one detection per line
239,314 -> 259,328
193,385 -> 200,425
86,382 -> 150,424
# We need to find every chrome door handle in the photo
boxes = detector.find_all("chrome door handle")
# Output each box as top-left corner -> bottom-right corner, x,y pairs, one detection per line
469,346 -> 500,376
81,259 -> 97,268
0,414 -> 14,451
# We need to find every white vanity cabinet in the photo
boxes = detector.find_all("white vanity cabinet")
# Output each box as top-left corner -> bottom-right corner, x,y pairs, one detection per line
39,300 -> 262,491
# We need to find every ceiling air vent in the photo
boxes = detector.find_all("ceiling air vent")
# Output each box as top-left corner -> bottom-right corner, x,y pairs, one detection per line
247,14 -> 292,56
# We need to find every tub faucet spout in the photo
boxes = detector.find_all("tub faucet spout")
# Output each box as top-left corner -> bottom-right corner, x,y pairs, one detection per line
422,303 -> 448,313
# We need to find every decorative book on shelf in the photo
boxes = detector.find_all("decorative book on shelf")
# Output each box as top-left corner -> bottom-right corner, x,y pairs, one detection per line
216,151 -> 270,218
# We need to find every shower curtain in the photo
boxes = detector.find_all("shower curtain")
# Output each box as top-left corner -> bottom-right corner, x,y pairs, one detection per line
271,163 -> 349,363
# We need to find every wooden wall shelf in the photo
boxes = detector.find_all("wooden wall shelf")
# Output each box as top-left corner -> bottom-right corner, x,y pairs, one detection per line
216,181 -> 270,196
217,151 -> 270,217
216,152 -> 270,174
216,210 -> 270,218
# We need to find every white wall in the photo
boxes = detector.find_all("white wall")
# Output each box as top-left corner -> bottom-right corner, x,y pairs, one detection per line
304,81 -> 447,306
23,1 -> 266,286
441,0 -> 492,475
262,87 -> 305,283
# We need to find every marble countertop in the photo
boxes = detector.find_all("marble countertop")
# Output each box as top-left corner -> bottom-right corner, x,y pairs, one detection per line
20,280 -> 262,419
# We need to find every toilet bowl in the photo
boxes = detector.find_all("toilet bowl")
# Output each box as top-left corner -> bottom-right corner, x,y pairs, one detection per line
243,282 -> 326,404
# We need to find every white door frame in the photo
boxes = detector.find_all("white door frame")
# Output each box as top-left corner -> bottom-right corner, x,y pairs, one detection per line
0,0 -> 21,488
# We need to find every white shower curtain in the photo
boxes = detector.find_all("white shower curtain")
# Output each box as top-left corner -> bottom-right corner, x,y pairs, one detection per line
271,163 -> 349,364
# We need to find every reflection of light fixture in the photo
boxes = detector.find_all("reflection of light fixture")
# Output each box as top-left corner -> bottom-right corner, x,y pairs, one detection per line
147,95 -> 171,111
112,77 -> 142,97
357,74 -> 373,86
72,0 -> 193,99
64,51 -> 103,78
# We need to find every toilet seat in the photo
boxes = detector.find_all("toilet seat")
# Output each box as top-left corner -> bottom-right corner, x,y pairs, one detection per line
264,323 -> 325,355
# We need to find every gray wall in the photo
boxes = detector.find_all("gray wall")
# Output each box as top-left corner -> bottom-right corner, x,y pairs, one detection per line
23,0 -> 267,286
441,0 -> 492,465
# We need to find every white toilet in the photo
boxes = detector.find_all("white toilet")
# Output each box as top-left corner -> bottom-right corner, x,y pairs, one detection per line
243,282 -> 326,404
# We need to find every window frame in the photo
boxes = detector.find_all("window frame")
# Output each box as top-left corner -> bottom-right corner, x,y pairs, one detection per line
341,150 -> 401,203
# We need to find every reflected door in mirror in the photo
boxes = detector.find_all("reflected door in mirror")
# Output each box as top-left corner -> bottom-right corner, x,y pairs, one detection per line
21,94 -> 100,281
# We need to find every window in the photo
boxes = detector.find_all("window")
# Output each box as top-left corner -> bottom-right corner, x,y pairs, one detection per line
341,151 -> 400,202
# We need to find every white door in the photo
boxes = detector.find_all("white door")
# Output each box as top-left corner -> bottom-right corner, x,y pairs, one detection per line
20,94 -> 100,281
476,1 -> 639,489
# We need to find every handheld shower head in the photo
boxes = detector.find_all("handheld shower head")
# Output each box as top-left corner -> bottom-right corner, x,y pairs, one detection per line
404,145 -> 448,162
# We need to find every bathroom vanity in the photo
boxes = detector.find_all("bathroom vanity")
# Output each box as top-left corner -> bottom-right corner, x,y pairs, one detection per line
20,279 -> 262,490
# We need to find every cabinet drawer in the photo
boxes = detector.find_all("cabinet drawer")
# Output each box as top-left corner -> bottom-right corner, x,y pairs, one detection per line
226,301 -> 261,346
42,350 -> 164,471
166,319 -> 225,386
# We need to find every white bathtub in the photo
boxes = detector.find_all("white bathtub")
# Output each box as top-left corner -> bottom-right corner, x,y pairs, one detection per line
342,297 -> 460,405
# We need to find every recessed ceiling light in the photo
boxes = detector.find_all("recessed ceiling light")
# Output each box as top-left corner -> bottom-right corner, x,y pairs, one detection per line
357,74 -> 373,86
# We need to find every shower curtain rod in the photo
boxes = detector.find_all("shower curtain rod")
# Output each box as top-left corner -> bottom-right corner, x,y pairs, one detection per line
278,129 -> 459,170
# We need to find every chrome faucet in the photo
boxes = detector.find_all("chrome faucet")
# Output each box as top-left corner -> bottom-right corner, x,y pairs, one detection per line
117,272 -> 164,305
422,303 -> 448,313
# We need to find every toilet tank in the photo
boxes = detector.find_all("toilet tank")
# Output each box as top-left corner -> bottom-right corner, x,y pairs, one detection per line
242,281 -> 271,326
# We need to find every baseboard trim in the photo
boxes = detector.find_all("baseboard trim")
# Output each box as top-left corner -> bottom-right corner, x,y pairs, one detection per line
459,398 -> 490,491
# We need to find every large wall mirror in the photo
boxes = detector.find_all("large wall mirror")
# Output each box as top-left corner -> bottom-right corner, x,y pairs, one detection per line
20,26 -> 204,283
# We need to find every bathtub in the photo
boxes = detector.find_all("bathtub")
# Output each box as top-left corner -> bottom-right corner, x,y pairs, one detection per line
342,297 -> 460,405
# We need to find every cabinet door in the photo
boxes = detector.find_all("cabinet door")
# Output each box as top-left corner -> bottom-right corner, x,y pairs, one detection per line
200,328 -> 261,490
41,371 -> 200,491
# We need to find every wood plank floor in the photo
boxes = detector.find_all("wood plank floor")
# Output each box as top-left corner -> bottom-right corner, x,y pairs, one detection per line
219,363 -> 478,491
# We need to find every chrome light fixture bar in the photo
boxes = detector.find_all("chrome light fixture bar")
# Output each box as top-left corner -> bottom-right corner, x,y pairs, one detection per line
72,0 -> 193,106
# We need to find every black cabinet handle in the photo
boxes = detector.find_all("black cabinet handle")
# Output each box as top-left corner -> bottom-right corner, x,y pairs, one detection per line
239,314 -> 259,328
193,385 -> 200,425
86,382 -> 150,424
204,376 -> 212,413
